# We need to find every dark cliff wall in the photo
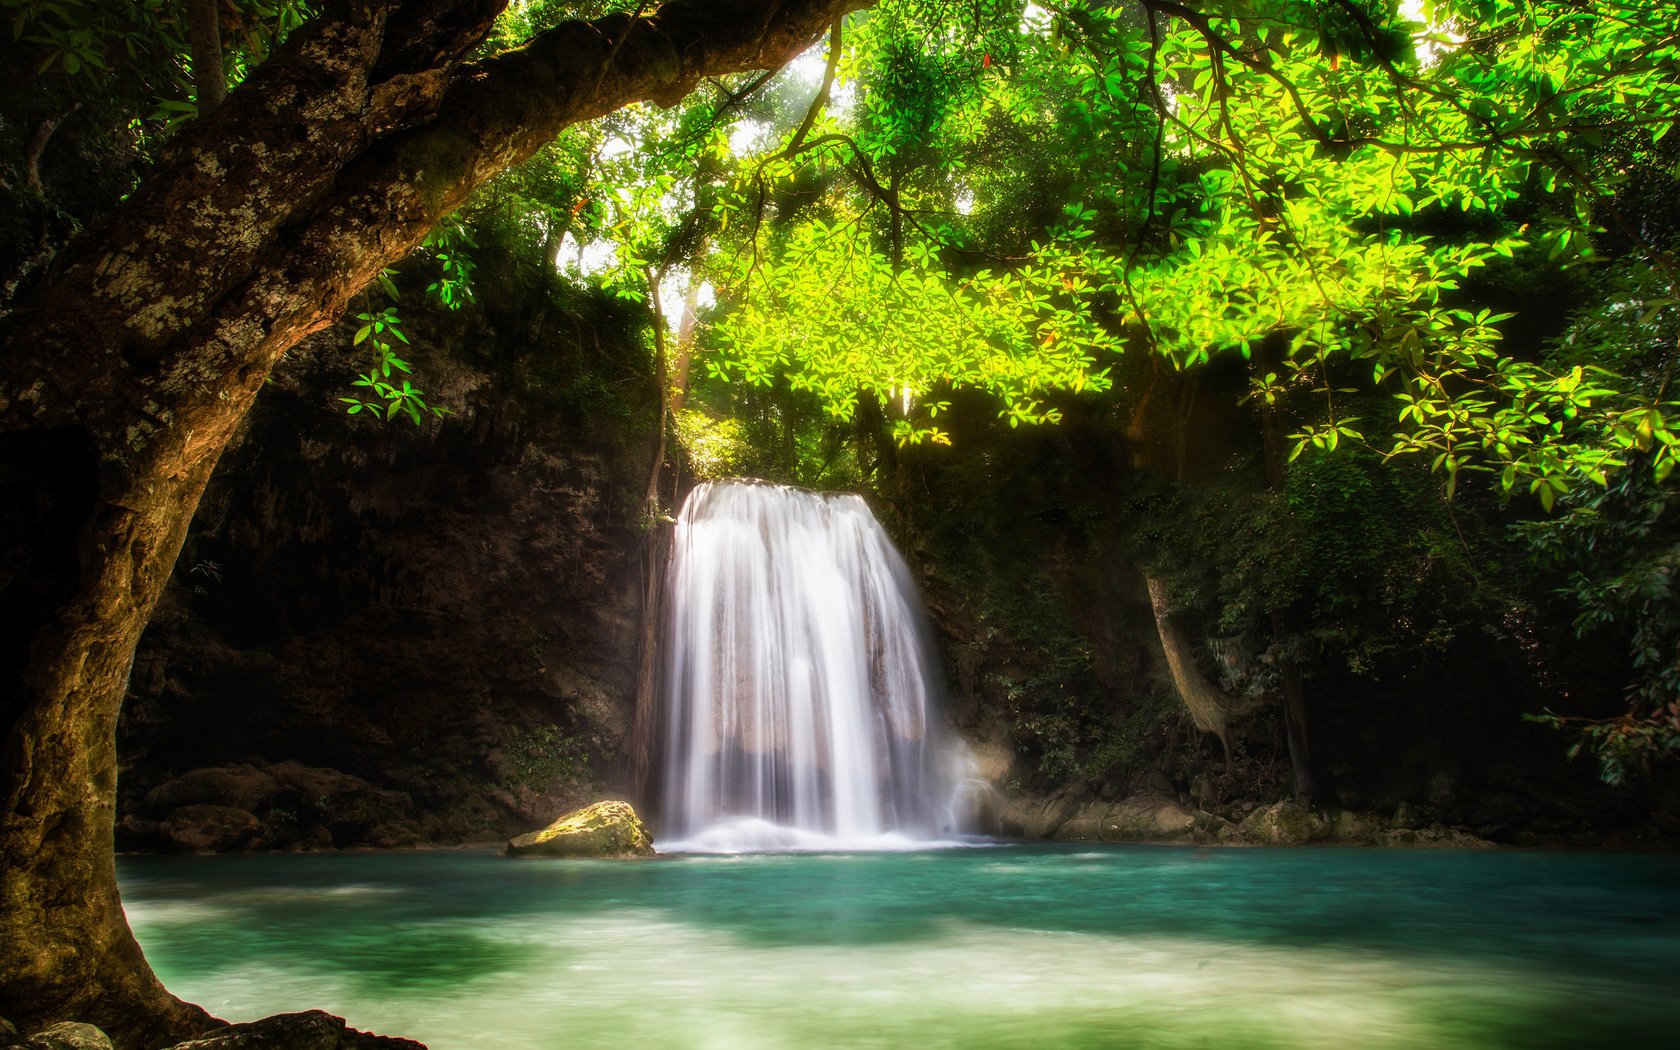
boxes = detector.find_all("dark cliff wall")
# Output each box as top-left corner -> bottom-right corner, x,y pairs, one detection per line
891,389 -> 1678,846
118,274 -> 659,852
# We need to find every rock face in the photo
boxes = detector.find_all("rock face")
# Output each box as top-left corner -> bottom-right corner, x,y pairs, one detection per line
1055,796 -> 1198,842
1239,801 -> 1329,845
120,761 -> 423,852
16,1021 -> 112,1050
507,800 -> 655,858
118,276 -> 658,850
167,1011 -> 426,1049
999,790 -> 1200,842
990,784 -> 1502,848
0,1011 -> 425,1050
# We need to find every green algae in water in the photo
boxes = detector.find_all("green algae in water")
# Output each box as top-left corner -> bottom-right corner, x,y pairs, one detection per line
120,846 -> 1680,1049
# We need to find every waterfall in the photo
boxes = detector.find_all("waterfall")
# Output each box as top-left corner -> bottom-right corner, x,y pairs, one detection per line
658,480 -> 963,851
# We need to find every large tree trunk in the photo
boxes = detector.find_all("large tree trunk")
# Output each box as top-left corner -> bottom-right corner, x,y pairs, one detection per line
0,1 -> 865,1043
0,432 -> 221,1049
1143,572 -> 1238,769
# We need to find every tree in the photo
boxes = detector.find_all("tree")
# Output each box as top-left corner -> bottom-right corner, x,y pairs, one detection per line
695,0 -> 1680,791
0,1 -> 866,1043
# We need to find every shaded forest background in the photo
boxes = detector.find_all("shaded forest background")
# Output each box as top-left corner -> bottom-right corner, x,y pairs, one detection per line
3,0 -> 1678,853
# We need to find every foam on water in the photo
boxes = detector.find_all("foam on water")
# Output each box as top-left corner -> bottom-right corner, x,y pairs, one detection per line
657,817 -> 986,854
121,848 -> 1680,1050
126,907 -> 1580,1049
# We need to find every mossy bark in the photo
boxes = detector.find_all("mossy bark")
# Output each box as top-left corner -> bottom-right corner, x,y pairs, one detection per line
0,0 -> 867,1042
1142,572 -> 1238,767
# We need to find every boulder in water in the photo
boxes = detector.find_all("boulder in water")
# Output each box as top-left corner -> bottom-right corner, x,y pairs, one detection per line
506,800 -> 654,858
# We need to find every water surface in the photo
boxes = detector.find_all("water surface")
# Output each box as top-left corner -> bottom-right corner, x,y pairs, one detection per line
121,845 -> 1680,1048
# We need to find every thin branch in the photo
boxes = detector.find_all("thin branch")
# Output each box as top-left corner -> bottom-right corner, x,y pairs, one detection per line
1139,0 -> 1333,147
785,18 -> 843,156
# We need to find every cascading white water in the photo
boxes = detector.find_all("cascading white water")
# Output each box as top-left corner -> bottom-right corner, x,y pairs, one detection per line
658,479 -> 963,851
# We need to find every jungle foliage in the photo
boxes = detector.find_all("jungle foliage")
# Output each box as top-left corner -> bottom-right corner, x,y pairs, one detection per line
4,0 -> 1676,782
509,0 -> 1679,783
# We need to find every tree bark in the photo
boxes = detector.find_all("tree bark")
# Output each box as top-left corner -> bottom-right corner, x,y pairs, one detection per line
668,272 -> 704,415
184,0 -> 227,115
1143,571 -> 1237,769
0,0 -> 868,1043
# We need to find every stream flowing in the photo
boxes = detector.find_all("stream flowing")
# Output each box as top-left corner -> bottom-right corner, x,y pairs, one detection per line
658,480 -> 964,851
122,846 -> 1679,1049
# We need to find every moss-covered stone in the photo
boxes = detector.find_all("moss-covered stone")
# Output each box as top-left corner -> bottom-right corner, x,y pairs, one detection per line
506,800 -> 654,859
1241,800 -> 1328,845
998,791 -> 1084,839
1055,796 -> 1198,842
1326,808 -> 1382,845
21,1021 -> 113,1050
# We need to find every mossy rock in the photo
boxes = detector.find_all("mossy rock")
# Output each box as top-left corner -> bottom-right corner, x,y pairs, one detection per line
20,1022 -> 113,1050
1241,800 -> 1329,845
506,800 -> 654,858
1054,796 -> 1197,842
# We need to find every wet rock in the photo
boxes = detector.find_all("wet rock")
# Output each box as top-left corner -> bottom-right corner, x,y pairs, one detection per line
145,764 -> 279,812
1241,800 -> 1328,845
1381,824 -> 1496,849
1054,796 -> 1197,842
1189,809 -> 1234,842
1215,818 -> 1253,844
159,804 -> 262,853
507,800 -> 654,858
998,791 -> 1084,839
134,761 -> 421,852
1112,796 -> 1196,839
1189,775 -> 1215,803
1135,770 -> 1176,797
365,822 -> 422,849
1327,809 -> 1382,845
165,1011 -> 426,1049
1053,803 -> 1105,841
22,1023 -> 112,1050
264,761 -> 417,843
295,823 -> 334,850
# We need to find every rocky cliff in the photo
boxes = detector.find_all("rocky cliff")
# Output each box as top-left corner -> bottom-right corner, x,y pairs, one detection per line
118,274 -> 658,852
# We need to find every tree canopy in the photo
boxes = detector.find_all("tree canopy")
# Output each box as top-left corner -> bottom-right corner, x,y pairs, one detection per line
2,0 -> 1678,1043
506,0 -> 1679,771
